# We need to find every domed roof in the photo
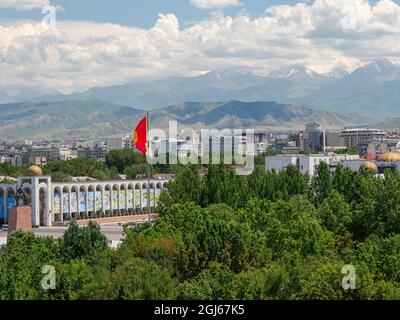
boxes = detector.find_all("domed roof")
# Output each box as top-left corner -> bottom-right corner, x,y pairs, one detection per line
27,165 -> 43,177
379,152 -> 400,161
361,161 -> 378,174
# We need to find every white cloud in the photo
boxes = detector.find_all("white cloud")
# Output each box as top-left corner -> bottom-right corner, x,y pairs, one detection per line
0,0 -> 399,95
0,0 -> 49,10
190,0 -> 240,9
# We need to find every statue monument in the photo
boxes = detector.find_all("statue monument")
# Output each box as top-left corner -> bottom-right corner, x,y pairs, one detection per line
7,166 -> 41,235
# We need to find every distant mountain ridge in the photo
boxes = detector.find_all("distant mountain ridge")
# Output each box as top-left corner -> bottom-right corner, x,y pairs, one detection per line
8,59 -> 397,119
0,100 -> 143,140
149,100 -> 371,131
0,100 -> 370,139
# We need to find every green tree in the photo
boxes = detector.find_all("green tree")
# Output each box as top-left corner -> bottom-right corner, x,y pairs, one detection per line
58,221 -> 110,262
105,149 -> 146,173
104,257 -> 177,300
317,191 -> 353,247
0,232 -> 58,300
309,162 -> 333,206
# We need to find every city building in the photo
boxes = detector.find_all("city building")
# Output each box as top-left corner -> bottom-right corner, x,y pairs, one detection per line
340,128 -> 387,149
0,166 -> 170,227
265,151 -> 400,177
266,154 -> 330,176
77,144 -> 107,160
303,122 -> 326,153
102,135 -> 135,152
29,156 -> 47,166
325,131 -> 345,150
29,147 -> 61,161
60,148 -> 78,161
358,139 -> 400,159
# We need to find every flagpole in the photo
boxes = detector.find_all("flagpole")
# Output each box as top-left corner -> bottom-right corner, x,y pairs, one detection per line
147,111 -> 151,224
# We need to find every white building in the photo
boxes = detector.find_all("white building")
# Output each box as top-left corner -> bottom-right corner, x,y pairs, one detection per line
0,171 -> 169,228
266,155 -> 330,176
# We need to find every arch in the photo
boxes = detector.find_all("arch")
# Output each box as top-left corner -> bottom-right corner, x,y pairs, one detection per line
88,185 -> 95,216
38,187 -> 48,226
70,186 -> 79,219
62,186 -> 70,221
79,185 -> 87,217
95,185 -> 103,214
53,186 -> 62,194
127,184 -> 134,213
120,184 -> 127,212
104,185 -> 112,214
112,184 -> 120,214
2,188 -> 15,225
53,186 -> 62,222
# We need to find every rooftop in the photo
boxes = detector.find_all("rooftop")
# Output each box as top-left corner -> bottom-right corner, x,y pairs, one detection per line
341,128 -> 387,133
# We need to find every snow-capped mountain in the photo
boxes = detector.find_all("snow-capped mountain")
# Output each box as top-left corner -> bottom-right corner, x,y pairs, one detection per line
3,59 -> 400,119
347,59 -> 400,82
267,65 -> 328,82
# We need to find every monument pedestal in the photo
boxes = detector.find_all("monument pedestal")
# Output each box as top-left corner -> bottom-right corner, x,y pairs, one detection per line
8,206 -> 32,235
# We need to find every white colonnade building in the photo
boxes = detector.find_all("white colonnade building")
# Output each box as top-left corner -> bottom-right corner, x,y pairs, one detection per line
0,166 -> 169,227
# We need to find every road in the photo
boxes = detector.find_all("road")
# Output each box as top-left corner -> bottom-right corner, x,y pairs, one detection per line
0,225 -> 125,247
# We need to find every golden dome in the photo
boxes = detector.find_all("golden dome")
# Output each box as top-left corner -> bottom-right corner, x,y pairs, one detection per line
379,152 -> 400,162
27,165 -> 43,177
361,161 -> 378,174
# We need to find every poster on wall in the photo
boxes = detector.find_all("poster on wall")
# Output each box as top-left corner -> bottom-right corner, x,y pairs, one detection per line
112,190 -> 118,209
104,192 -> 111,211
134,190 -> 141,208
62,192 -> 69,214
79,192 -> 86,212
127,190 -> 134,209
141,188 -> 155,208
119,190 -> 126,209
0,197 -> 15,219
53,192 -> 61,215
88,191 -> 94,212
70,192 -> 77,213
95,191 -> 102,211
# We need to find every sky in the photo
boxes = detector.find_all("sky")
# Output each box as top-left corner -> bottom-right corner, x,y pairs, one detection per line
0,0 -> 400,95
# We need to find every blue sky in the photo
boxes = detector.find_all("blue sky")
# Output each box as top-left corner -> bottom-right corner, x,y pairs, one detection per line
1,0 -> 399,94
0,0 -> 358,27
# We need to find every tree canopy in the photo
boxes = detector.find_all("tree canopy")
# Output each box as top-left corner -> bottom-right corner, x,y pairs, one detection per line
1,163 -> 400,300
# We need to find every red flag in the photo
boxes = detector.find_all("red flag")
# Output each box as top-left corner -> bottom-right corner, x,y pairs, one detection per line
134,116 -> 147,155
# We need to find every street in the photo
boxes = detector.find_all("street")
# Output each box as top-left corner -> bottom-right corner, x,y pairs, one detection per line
0,224 -> 125,248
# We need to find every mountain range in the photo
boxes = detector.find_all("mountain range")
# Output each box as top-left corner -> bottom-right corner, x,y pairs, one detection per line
4,59 -> 398,119
0,100 -> 370,140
